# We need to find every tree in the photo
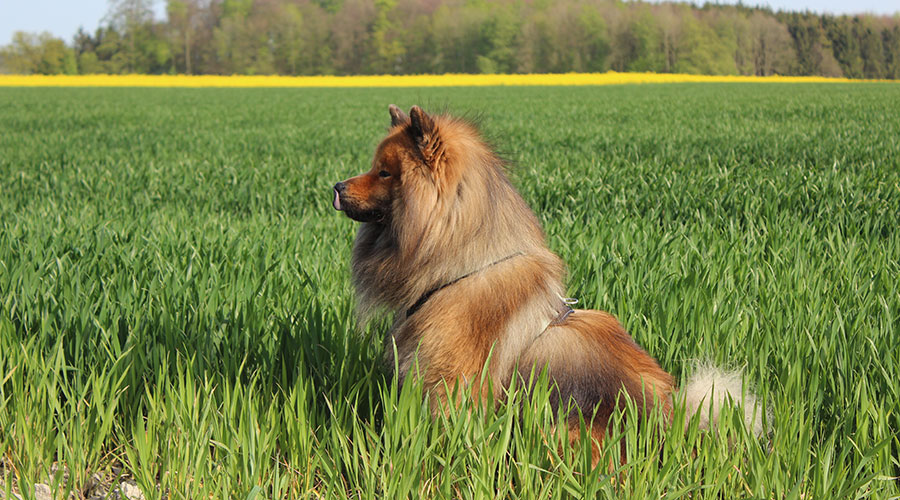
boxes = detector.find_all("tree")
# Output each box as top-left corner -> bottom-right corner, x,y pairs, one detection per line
331,0 -> 375,74
655,3 -> 685,73
370,0 -> 405,73
295,1 -> 335,75
167,0 -> 204,73
477,3 -> 519,74
78,51 -> 105,73
724,9 -> 754,75
0,31 -> 77,74
430,1 -> 487,73
0,32 -> 42,73
825,15 -> 863,77
389,0 -> 440,74
614,9 -> 664,72
270,2 -> 304,74
700,9 -> 740,75
884,25 -> 900,79
105,0 -> 157,72
856,17 -> 886,78
785,13 -> 843,77
4,0 -> 900,78
748,11 -> 796,75
93,27 -> 128,73
530,1 -> 609,73
212,0 -> 260,74
675,12 -> 736,74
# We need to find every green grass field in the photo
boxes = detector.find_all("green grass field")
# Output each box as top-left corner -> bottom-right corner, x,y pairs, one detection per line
1,84 -> 898,499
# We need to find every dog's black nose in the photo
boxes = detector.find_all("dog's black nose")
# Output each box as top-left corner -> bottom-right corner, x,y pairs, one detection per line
334,182 -> 346,193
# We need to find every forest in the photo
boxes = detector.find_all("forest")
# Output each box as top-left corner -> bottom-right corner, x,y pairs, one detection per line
2,0 -> 899,79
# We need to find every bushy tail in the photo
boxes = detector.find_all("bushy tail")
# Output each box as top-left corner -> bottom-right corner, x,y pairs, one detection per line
681,363 -> 767,437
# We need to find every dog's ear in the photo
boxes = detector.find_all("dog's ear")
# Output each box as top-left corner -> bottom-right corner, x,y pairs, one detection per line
409,106 -> 434,141
408,106 -> 440,166
389,104 -> 408,127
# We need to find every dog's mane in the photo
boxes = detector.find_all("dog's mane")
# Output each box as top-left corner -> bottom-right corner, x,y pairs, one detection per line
351,113 -> 563,322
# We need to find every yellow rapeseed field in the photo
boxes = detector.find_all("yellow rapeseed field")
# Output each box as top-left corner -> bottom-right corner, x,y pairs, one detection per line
0,72 -> 882,87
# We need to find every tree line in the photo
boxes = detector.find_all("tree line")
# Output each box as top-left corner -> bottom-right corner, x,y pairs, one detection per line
2,0 -> 899,79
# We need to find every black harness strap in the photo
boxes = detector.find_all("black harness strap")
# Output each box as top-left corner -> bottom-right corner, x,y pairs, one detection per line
549,305 -> 574,325
405,252 -> 523,318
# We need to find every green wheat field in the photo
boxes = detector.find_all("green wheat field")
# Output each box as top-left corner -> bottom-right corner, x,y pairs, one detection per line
1,84 -> 898,499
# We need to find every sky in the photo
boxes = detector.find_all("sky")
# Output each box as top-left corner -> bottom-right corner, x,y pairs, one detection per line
0,0 -> 167,45
1,0 -> 898,46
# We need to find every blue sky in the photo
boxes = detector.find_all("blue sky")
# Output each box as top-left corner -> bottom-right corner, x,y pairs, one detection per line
1,0 -> 898,46
0,0 -> 167,45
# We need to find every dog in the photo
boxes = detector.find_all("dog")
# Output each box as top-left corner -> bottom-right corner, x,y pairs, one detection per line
333,105 -> 763,458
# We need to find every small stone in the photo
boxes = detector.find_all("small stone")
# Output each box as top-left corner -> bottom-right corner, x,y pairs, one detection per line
117,481 -> 145,500
33,484 -> 52,500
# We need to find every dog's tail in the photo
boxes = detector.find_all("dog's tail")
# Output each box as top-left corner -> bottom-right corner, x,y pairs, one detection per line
680,362 -> 767,437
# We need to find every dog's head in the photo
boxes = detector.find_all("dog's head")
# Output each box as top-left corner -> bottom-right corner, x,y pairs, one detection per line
332,105 -> 444,224
336,104 -> 554,313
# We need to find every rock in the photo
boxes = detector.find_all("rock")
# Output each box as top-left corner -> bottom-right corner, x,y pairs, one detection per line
32,482 -> 80,500
117,481 -> 146,500
33,484 -> 51,500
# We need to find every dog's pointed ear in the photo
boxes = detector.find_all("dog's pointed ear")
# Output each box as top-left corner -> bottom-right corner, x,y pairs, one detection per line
408,105 -> 435,145
389,104 -> 408,127
407,106 -> 442,167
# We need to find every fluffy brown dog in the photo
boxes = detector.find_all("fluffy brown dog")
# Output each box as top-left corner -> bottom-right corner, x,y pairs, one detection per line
333,105 -> 762,455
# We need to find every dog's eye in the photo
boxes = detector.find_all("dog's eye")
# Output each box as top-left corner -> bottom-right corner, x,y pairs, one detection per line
378,170 -> 391,178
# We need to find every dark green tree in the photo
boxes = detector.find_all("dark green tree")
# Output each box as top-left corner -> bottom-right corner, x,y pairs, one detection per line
825,16 -> 863,77
884,25 -> 900,79
856,18 -> 886,78
785,13 -> 843,76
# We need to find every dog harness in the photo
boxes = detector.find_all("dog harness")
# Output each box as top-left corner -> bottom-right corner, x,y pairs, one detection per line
404,252 -> 576,327
405,252 -> 523,318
